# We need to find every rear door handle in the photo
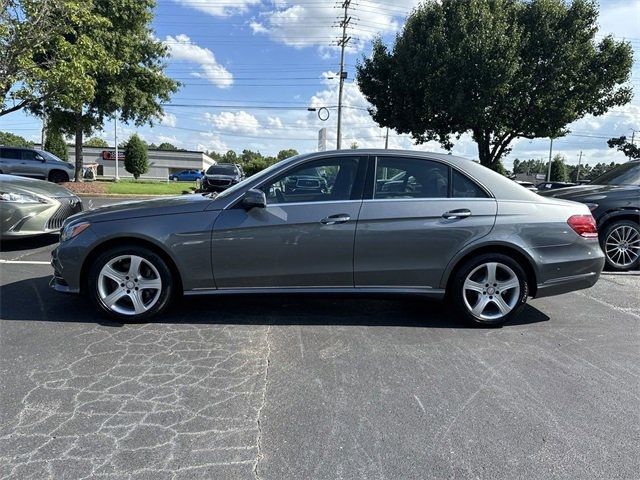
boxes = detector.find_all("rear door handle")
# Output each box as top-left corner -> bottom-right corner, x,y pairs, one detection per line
320,214 -> 351,225
442,209 -> 471,220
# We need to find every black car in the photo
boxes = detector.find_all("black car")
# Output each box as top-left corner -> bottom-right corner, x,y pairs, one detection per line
198,164 -> 245,193
540,160 -> 640,271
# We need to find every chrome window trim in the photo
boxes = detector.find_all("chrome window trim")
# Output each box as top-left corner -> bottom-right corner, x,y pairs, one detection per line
265,199 -> 363,208
362,197 -> 496,203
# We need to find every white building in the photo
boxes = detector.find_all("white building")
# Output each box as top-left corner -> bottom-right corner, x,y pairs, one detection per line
65,146 -> 216,179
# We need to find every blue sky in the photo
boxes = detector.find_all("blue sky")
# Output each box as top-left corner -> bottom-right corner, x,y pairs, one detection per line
1,0 -> 639,170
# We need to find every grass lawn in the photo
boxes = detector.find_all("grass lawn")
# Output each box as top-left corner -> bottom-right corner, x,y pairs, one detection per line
105,180 -> 195,195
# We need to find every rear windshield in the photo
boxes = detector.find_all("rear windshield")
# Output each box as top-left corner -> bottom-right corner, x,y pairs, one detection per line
207,165 -> 237,175
590,162 -> 640,186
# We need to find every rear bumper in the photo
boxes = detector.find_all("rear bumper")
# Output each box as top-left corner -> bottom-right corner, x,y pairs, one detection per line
534,269 -> 602,299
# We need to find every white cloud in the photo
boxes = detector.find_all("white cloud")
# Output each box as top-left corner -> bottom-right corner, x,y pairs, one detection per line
204,111 -> 262,134
160,113 -> 177,128
197,133 -> 229,154
249,1 -> 417,52
173,0 -> 260,17
267,116 -> 284,129
164,34 -> 233,88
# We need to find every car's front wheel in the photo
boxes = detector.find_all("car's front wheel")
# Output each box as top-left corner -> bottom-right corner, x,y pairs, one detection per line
601,220 -> 640,271
49,170 -> 69,183
87,246 -> 174,322
450,253 -> 529,326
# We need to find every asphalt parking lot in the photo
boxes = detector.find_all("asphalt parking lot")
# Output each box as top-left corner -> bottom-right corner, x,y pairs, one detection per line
1,197 -> 639,479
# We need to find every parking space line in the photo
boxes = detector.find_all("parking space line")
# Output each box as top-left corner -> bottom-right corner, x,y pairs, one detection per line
0,260 -> 50,265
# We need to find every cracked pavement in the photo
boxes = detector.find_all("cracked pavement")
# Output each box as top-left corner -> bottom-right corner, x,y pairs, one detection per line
1,198 -> 638,479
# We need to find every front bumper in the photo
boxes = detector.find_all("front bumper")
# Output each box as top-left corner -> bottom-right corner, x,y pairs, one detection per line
50,247 -> 80,294
1,195 -> 82,238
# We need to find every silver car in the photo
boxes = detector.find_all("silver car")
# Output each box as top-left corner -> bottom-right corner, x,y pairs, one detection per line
0,146 -> 75,183
52,150 -> 604,326
1,175 -> 82,238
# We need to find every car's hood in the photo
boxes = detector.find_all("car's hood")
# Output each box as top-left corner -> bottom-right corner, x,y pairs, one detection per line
539,184 -> 638,200
0,174 -> 75,198
70,194 -> 213,224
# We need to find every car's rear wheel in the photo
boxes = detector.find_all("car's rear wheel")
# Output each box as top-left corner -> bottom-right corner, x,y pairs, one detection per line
87,246 -> 174,322
601,220 -> 640,271
49,170 -> 69,183
450,253 -> 529,326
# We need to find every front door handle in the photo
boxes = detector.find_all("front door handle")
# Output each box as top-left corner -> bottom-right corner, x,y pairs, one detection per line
442,209 -> 471,220
320,214 -> 351,225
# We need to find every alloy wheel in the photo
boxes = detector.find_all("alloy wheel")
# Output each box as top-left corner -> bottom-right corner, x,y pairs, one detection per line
605,225 -> 640,269
97,255 -> 162,316
462,262 -> 521,321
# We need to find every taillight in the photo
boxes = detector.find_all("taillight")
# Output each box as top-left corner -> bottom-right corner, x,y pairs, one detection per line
567,215 -> 598,238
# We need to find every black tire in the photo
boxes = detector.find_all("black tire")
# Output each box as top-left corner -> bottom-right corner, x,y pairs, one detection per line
448,253 -> 529,327
600,220 -> 640,271
49,170 -> 69,183
87,245 -> 174,322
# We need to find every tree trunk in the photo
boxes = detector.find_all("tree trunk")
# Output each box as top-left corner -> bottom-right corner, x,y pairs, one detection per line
74,113 -> 83,182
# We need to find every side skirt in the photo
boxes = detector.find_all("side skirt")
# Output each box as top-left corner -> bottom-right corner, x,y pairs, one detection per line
184,286 -> 446,299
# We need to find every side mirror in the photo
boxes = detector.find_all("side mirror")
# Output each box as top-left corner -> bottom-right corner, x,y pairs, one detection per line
241,188 -> 266,209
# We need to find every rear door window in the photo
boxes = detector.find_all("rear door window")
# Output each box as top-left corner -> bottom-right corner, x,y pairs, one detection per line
452,169 -> 489,198
375,157 -> 449,199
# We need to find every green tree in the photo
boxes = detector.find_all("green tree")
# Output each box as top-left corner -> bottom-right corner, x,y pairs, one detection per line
85,137 -> 109,148
0,131 -> 32,147
1,1 -> 112,117
124,134 -> 148,179
607,136 -> 640,160
357,0 -> 633,170
157,142 -> 178,151
588,162 -> 617,181
44,128 -> 68,161
277,149 -> 299,161
549,155 -> 568,182
221,150 -> 239,164
44,0 -> 179,181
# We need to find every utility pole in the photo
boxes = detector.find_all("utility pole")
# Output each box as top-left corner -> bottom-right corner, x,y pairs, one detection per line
576,150 -> 583,182
546,137 -> 554,182
384,127 -> 389,149
114,116 -> 119,181
336,0 -> 352,150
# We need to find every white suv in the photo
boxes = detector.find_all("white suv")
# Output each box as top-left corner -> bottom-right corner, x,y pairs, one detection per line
0,147 -> 75,183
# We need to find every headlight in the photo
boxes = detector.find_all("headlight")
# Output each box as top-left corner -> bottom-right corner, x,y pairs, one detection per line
585,203 -> 599,212
60,222 -> 90,242
0,191 -> 45,204
66,163 -> 75,169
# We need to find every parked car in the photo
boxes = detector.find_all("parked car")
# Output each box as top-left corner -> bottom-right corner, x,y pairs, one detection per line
536,181 -> 576,191
168,170 -> 203,182
514,180 -> 538,192
197,164 -> 245,193
540,160 -> 640,271
0,146 -> 75,183
0,174 -> 82,238
52,150 -> 604,326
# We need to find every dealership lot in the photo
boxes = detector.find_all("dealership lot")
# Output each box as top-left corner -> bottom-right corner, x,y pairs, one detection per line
0,198 -> 638,479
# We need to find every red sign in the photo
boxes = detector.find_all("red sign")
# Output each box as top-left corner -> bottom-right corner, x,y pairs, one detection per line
101,150 -> 125,161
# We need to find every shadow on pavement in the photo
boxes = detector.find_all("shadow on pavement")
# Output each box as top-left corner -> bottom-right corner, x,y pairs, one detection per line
1,275 -> 550,329
0,234 -> 59,252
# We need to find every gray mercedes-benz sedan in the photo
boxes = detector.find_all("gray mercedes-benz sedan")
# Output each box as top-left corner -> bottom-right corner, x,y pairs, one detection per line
52,150 -> 604,326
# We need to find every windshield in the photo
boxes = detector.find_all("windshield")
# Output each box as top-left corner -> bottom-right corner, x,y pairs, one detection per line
590,162 -> 640,186
40,150 -> 66,163
207,165 -> 237,175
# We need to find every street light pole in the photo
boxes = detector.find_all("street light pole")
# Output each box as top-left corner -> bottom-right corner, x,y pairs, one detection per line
546,137 -> 554,182
384,127 -> 389,149
577,150 -> 583,182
